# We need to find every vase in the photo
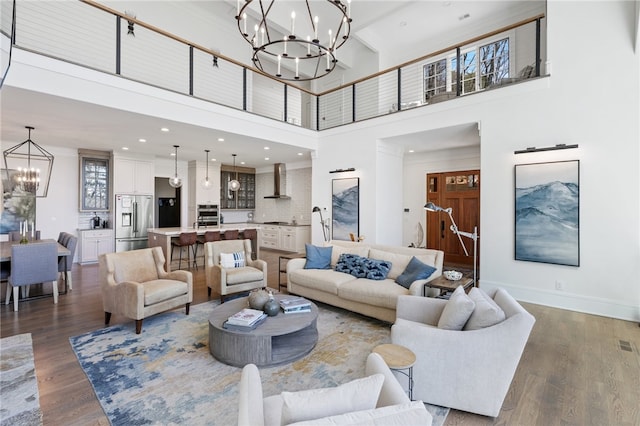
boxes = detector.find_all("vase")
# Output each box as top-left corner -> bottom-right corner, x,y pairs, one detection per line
248,289 -> 270,311
263,295 -> 279,317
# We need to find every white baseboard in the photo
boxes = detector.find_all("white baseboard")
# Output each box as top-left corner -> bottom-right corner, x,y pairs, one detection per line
479,280 -> 640,323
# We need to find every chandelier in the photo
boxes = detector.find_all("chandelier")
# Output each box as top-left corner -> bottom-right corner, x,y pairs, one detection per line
3,126 -> 54,197
236,0 -> 352,81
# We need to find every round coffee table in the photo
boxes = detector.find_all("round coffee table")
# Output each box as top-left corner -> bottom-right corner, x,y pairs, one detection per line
208,295 -> 318,367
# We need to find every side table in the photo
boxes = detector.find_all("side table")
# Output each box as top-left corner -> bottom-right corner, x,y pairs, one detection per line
278,255 -> 305,291
423,273 -> 474,297
372,343 -> 416,400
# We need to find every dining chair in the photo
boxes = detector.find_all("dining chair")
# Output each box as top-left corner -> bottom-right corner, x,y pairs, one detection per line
171,232 -> 198,270
5,241 -> 59,311
57,232 -> 77,290
222,229 -> 239,240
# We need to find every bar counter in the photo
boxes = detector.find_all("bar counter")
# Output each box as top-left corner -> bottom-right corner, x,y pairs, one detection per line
148,224 -> 261,272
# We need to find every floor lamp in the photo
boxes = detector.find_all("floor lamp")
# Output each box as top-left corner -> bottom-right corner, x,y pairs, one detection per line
312,206 -> 329,242
424,202 -> 479,286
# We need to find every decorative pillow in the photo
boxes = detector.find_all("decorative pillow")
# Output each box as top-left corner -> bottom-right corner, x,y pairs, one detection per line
335,254 -> 391,280
328,244 -> 370,267
463,287 -> 506,330
280,374 -> 384,425
304,244 -> 332,269
220,251 -> 245,268
437,285 -> 476,330
395,256 -> 437,289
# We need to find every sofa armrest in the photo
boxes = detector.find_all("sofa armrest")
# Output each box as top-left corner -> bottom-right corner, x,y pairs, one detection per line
395,295 -> 446,326
161,270 -> 192,284
248,259 -> 267,272
115,280 -> 145,319
238,363 -> 265,426
286,257 -> 306,273
365,353 -> 410,408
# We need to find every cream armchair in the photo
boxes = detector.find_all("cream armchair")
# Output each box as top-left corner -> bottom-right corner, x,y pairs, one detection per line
391,288 -> 535,417
204,239 -> 267,302
238,352 -> 433,426
99,247 -> 193,334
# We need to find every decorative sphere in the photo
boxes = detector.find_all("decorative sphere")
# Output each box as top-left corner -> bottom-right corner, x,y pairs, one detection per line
263,298 -> 279,316
201,178 -> 213,190
169,176 -> 183,188
248,289 -> 270,310
229,179 -> 241,191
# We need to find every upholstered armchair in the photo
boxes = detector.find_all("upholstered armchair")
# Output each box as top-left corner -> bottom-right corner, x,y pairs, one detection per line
204,239 -> 266,302
99,246 -> 193,334
391,288 -> 535,417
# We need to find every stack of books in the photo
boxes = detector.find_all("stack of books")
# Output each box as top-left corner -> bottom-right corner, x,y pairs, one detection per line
223,308 -> 267,331
279,296 -> 312,314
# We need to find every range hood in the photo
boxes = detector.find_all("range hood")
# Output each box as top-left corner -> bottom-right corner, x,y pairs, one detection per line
264,163 -> 291,199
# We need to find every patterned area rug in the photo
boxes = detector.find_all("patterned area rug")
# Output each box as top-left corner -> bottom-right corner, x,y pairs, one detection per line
70,301 -> 449,425
0,333 -> 43,426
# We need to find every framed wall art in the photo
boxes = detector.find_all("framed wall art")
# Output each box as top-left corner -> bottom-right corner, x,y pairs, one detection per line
514,160 -> 579,266
332,177 -> 359,241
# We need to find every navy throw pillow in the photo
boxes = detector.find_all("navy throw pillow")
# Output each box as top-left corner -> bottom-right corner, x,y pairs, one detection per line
304,244 -> 332,269
395,256 -> 437,289
335,254 -> 392,280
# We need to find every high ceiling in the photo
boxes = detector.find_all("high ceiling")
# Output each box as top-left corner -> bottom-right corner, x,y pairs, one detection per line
0,1 -> 544,168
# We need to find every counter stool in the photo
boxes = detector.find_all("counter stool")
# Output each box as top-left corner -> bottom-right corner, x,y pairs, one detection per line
197,231 -> 221,257
372,343 -> 416,400
171,232 -> 198,270
222,229 -> 238,240
242,228 -> 257,260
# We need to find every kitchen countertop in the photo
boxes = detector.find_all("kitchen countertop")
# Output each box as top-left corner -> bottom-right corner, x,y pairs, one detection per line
147,224 -> 261,236
257,222 -> 311,227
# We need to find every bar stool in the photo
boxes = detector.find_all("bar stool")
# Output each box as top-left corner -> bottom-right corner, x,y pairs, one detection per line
171,232 -> 198,270
196,231 -> 221,257
222,229 -> 238,240
242,228 -> 257,260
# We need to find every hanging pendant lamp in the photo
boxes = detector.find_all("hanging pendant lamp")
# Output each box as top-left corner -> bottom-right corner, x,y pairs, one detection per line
201,149 -> 213,190
168,145 -> 183,188
229,154 -> 240,192
3,126 -> 54,197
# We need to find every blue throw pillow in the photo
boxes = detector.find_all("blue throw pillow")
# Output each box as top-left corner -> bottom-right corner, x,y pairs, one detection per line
304,244 -> 332,269
395,256 -> 437,289
335,254 -> 391,280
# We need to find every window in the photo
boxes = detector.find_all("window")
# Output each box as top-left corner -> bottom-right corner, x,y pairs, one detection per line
424,37 -> 510,99
79,150 -> 111,212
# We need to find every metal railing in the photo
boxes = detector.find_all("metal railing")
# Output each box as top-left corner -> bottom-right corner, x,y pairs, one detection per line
0,0 -> 545,131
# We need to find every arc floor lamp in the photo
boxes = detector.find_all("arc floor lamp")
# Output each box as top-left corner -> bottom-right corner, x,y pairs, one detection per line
424,202 -> 479,286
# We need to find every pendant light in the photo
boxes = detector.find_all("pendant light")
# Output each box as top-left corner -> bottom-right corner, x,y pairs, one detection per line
201,149 -> 213,190
229,153 -> 240,192
168,145 -> 183,188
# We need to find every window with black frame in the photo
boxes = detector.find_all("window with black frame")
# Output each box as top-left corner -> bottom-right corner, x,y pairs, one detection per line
79,150 -> 111,212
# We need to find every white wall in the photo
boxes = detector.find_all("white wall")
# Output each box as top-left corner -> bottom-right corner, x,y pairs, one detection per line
313,1 -> 640,322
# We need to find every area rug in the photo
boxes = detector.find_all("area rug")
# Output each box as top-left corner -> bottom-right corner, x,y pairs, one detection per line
70,301 -> 449,425
0,333 -> 43,426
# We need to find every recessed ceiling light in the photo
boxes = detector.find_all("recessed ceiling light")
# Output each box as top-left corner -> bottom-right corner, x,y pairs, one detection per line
211,158 -> 217,162
297,152 -> 303,156
240,161 -> 245,165
138,138 -> 146,143
122,147 -> 129,150
408,149 -> 415,153
218,138 -> 224,142
161,127 -> 169,132
265,157 -> 270,161
264,146 -> 270,150
170,152 -> 176,156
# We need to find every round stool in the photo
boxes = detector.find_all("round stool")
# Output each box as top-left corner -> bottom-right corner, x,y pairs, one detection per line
372,343 -> 416,400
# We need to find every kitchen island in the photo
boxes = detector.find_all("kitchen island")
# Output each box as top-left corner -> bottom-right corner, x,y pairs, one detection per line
148,224 -> 261,271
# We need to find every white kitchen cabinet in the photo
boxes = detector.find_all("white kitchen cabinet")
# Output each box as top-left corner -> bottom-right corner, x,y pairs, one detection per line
114,158 -> 154,194
260,225 -> 310,252
79,229 -> 115,264
188,160 -> 221,225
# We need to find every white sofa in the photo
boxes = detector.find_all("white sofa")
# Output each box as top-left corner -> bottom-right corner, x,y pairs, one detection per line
287,240 -> 444,323
391,288 -> 536,417
238,352 -> 433,426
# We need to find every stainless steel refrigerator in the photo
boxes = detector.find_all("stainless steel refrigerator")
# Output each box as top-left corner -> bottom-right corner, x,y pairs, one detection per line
115,194 -> 153,252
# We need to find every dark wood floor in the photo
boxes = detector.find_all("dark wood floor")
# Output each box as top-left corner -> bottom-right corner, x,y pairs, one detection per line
1,250 -> 639,425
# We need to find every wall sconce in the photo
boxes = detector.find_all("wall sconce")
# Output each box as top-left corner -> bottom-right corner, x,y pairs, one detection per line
329,168 -> 355,174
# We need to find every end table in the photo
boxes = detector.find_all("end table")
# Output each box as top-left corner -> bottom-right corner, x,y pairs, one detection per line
372,343 -> 416,400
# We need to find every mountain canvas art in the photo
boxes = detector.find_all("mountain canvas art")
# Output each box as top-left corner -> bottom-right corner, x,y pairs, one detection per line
515,160 -> 579,266
332,178 -> 359,241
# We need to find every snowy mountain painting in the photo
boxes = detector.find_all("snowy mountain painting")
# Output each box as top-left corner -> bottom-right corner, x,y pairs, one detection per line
515,160 -> 580,266
332,178 -> 359,241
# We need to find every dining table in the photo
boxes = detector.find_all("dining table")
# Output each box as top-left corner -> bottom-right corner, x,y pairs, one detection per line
1,239 -> 72,296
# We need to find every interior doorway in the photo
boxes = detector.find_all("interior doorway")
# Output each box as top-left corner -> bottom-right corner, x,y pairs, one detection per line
426,170 -> 480,272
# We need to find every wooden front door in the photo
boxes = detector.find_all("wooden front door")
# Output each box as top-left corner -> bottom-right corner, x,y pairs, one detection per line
426,170 -> 480,270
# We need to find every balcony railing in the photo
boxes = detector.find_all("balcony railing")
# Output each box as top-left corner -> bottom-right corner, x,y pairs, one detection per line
0,0 -> 545,131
